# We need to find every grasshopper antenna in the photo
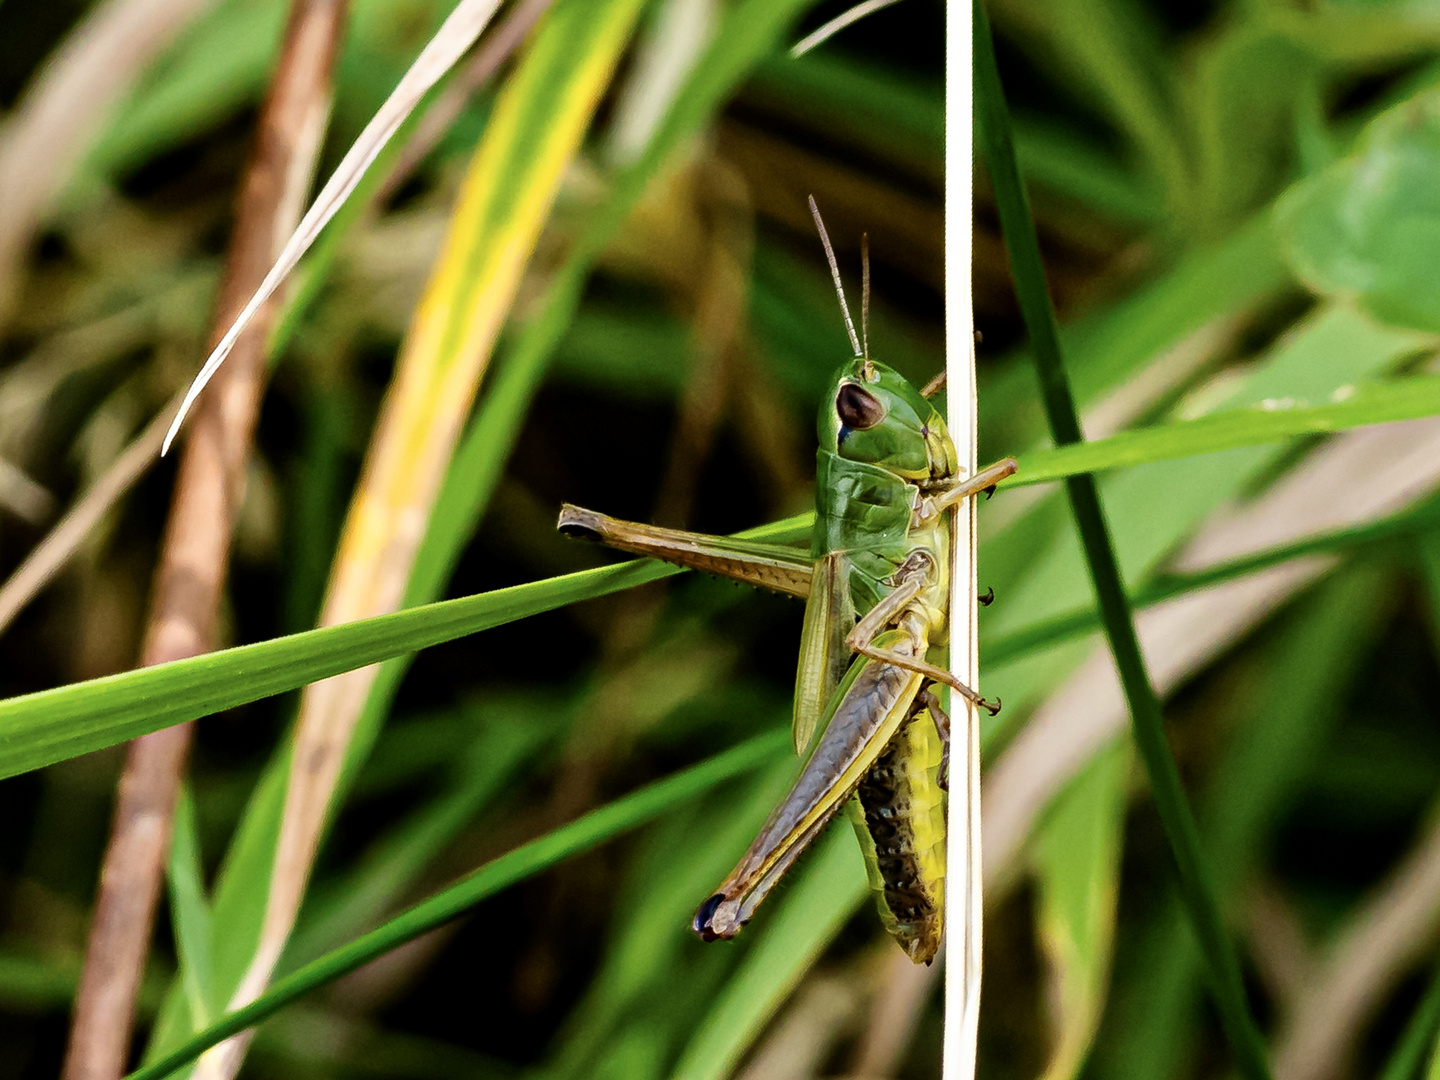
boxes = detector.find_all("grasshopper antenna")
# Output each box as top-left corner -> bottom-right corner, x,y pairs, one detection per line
809,195 -> 861,357
861,232 -> 870,360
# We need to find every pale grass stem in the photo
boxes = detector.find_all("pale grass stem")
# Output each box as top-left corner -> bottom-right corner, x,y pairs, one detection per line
943,0 -> 981,1075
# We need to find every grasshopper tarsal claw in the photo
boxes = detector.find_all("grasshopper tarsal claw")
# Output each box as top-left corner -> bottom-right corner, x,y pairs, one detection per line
980,696 -> 1001,717
978,586 -> 995,606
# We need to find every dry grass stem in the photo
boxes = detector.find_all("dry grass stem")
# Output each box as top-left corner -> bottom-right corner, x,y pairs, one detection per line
59,3 -> 346,1076
943,0 -> 981,1073
163,0 -> 509,452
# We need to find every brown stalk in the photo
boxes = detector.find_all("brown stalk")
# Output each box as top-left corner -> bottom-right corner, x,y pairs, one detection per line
59,3 -> 347,1077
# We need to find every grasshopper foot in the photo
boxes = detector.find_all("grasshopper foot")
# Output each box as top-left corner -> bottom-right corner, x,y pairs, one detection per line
556,504 -> 605,541
978,586 -> 995,606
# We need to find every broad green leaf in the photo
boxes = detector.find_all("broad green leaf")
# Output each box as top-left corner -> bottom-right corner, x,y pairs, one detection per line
1276,90 -> 1440,332
1032,741 -> 1129,1080
125,733 -> 787,1080
669,824 -> 869,1080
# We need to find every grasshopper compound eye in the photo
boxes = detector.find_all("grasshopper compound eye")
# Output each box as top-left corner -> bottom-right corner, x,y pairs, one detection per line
836,382 -> 885,430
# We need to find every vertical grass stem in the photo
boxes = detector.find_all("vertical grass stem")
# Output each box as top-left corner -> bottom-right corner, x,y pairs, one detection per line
943,0 -> 981,1076
972,4 -> 1271,1079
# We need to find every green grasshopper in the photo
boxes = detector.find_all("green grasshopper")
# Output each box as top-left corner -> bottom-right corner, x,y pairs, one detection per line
557,201 -> 1015,964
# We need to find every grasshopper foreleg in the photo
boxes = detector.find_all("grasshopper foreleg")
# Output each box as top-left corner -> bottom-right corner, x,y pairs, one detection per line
842,551 -> 1000,716
925,457 -> 1018,517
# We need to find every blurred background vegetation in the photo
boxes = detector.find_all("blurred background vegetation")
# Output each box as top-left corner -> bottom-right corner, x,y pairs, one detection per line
4,0 -> 1440,1078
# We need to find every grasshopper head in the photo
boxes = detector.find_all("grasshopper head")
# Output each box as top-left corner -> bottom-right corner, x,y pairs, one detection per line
820,358 -> 957,484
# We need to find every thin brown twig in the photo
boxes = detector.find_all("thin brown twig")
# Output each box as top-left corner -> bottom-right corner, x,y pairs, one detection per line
59,3 -> 347,1077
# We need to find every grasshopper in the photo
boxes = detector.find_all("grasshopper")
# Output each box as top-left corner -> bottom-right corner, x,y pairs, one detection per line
558,200 -> 1014,964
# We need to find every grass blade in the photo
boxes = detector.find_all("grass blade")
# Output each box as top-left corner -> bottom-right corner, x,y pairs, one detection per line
974,4 -> 1272,1078
1008,374 -> 1440,486
162,0 -> 509,451
1378,961 -> 1440,1080
122,732 -> 788,1080
669,825 -> 868,1080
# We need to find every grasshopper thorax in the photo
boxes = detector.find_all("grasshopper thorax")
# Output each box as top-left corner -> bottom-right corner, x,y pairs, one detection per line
819,358 -> 958,486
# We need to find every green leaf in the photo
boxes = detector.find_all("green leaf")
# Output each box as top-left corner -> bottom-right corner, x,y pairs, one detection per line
0,558 -> 670,781
1276,90 -> 1440,332
124,732 -> 788,1080
166,785 -> 214,1028
1032,742 -> 1129,1080
1010,373 -> 1440,487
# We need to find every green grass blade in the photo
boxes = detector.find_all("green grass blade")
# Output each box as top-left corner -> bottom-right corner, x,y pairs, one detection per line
1008,374 -> 1440,486
975,4 -> 1272,1079
1379,961 -> 1440,1080
166,785 -> 214,1028
0,514 -> 809,782
985,495 -> 1440,664
123,731 -> 788,1080
0,562 -> 670,780
668,825 -> 868,1080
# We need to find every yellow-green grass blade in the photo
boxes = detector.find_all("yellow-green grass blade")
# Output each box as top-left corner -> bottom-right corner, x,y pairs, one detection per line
122,731 -> 788,1080
211,0 -> 648,1048
328,0 -> 822,858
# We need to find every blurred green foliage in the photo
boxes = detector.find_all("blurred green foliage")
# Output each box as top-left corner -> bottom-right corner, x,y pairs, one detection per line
3,0 -> 1440,1079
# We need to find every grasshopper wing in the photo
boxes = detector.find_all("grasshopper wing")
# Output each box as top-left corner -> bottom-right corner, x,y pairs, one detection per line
696,629 -> 925,941
792,551 -> 856,755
